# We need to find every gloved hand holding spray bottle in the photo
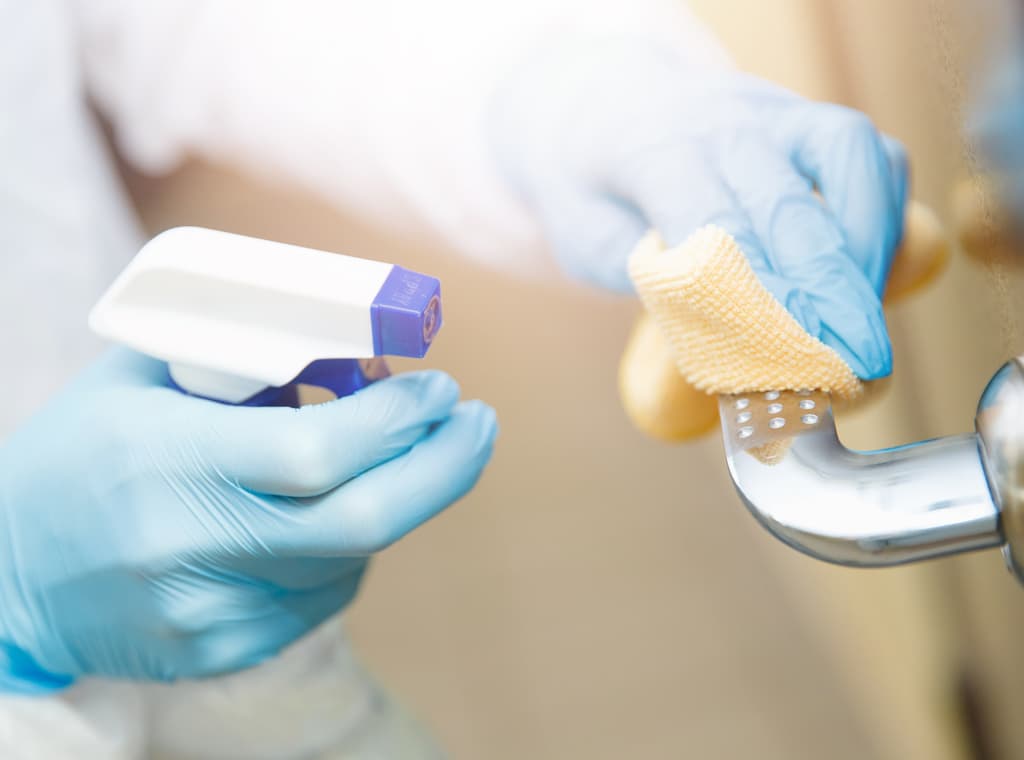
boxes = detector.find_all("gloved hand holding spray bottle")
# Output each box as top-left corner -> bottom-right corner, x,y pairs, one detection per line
1,226 -> 492,757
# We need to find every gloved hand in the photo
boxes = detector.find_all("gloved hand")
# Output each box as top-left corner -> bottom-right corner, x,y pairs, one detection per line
489,39 -> 908,379
0,348 -> 497,692
971,41 -> 1024,224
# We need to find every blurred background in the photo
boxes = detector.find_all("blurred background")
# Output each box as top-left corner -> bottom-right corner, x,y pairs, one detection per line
114,1 -> 1024,757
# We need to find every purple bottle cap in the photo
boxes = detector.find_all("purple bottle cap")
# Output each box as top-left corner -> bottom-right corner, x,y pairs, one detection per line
370,265 -> 443,358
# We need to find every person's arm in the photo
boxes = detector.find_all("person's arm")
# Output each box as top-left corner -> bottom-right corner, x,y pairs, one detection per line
0,1 -> 151,752
68,0 -> 728,275
71,0 -> 905,381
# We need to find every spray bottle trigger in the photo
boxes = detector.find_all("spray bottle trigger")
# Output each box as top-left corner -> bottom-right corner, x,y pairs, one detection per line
287,357 -> 392,404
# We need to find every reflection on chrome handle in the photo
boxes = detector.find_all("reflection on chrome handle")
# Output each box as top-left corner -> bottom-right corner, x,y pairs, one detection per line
718,390 -> 1001,568
977,358 -> 1024,580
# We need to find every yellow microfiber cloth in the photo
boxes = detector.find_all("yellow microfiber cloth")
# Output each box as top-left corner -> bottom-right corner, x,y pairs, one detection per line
620,201 -> 948,443
629,225 -> 863,399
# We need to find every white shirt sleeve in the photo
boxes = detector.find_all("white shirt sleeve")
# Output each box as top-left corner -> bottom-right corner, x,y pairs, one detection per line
0,1 -> 144,753
0,0 -> 143,436
67,0 -> 730,276
143,619 -> 444,760
0,683 -> 146,760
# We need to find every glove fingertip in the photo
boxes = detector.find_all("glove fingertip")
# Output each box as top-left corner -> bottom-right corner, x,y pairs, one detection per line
453,399 -> 500,454
819,323 -> 893,381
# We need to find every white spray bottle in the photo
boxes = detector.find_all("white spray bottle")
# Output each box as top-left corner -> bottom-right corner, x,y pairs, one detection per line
90,226 -> 443,404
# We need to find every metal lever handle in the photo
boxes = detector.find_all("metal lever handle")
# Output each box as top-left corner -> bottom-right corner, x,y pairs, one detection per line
977,358 -> 1024,580
718,389 -> 1004,570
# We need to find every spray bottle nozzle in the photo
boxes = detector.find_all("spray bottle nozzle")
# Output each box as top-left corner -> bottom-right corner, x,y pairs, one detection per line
371,266 -> 443,358
89,227 -> 444,404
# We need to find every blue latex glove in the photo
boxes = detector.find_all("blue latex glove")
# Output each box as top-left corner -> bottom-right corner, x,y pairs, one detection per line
972,41 -> 1024,224
0,349 -> 497,692
489,40 -> 908,379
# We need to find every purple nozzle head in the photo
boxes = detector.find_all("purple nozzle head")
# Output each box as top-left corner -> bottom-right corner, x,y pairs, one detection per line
370,265 -> 443,358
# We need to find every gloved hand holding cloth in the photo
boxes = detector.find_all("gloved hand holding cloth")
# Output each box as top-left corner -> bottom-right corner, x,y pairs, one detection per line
486,27 -> 951,439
